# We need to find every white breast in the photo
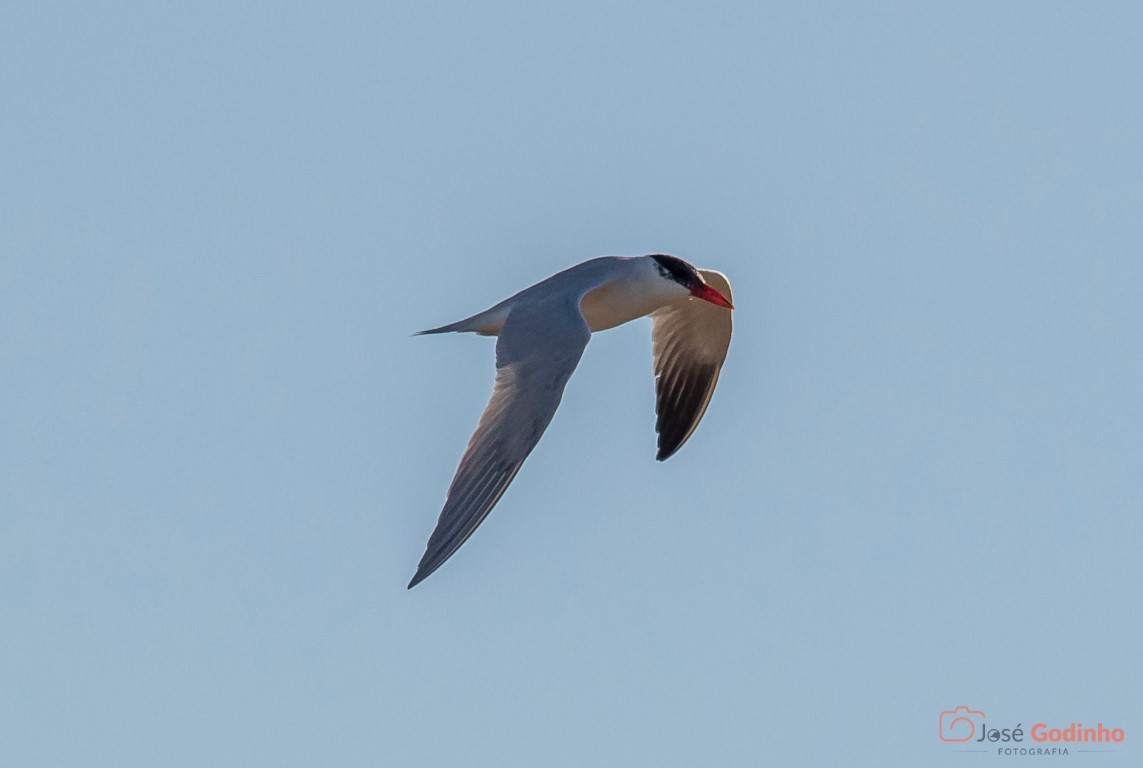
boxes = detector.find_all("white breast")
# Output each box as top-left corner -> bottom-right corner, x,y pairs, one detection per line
578,279 -> 669,332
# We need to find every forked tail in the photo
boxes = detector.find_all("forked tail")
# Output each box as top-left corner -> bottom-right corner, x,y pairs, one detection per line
415,305 -> 508,336
415,319 -> 470,335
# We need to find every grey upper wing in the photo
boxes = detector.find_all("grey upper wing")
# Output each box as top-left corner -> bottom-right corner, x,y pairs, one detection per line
408,299 -> 591,588
651,269 -> 733,461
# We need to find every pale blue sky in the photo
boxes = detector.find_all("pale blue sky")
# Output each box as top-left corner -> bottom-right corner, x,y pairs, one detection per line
2,2 -> 1141,766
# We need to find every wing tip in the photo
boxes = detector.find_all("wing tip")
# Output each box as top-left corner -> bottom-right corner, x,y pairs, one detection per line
407,567 -> 431,589
408,554 -> 444,589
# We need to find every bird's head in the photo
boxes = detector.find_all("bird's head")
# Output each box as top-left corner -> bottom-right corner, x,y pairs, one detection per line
649,254 -> 734,309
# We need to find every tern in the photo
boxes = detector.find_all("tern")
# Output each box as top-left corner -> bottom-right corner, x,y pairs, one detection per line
409,254 -> 734,588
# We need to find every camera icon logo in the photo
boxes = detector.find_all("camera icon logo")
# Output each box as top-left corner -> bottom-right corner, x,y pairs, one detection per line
939,705 -> 987,742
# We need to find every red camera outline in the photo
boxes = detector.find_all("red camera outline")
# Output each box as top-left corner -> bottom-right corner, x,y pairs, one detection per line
939,705 -> 987,742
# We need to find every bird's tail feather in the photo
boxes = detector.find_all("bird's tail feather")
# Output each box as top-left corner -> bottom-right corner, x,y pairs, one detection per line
415,305 -> 507,336
415,319 -> 469,335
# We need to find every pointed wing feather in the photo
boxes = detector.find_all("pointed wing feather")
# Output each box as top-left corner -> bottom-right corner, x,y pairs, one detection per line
408,299 -> 591,587
651,269 -> 733,461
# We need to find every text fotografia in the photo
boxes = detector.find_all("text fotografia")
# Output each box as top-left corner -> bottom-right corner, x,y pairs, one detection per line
974,722 -> 1125,744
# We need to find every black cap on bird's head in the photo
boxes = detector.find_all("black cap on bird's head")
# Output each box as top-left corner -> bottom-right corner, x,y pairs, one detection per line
649,254 -> 734,309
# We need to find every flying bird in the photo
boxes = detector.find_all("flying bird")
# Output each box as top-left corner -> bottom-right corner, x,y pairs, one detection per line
409,254 -> 734,588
